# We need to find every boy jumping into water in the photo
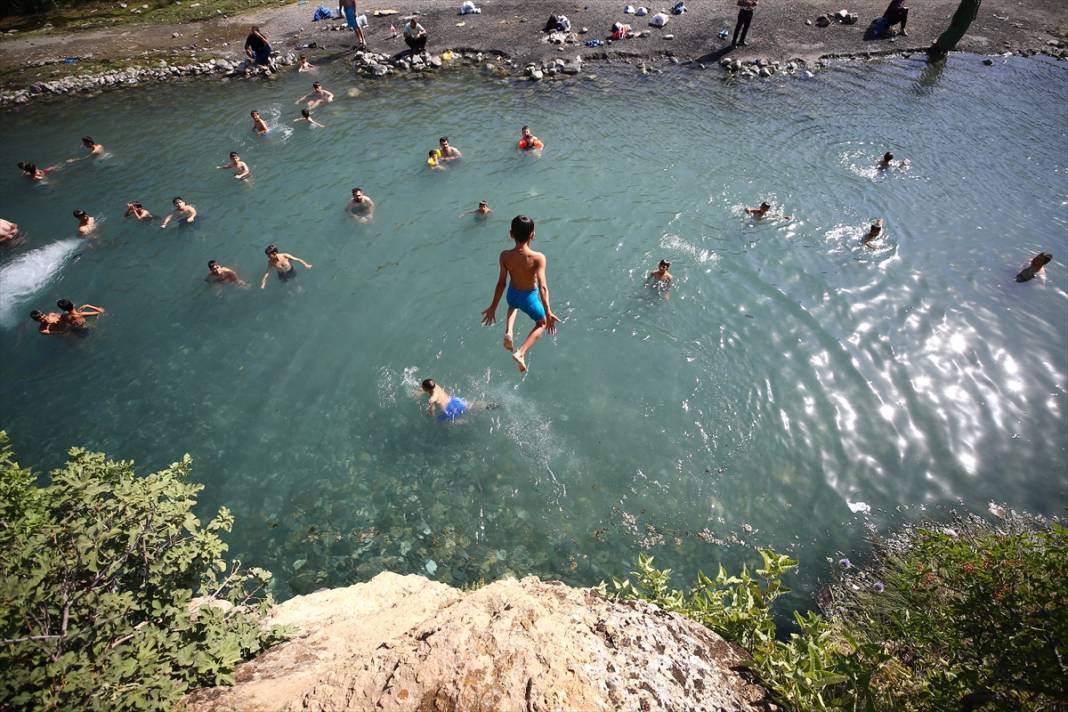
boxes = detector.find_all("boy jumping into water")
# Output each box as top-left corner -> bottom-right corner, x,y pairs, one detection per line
481,215 -> 559,373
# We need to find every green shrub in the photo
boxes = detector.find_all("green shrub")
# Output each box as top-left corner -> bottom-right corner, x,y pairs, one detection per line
0,433 -> 288,711
829,515 -> 1068,711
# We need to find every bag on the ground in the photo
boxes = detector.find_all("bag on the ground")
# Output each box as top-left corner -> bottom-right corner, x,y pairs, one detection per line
649,12 -> 669,27
672,1 -> 686,14
459,1 -> 482,15
312,5 -> 332,21
544,14 -> 559,31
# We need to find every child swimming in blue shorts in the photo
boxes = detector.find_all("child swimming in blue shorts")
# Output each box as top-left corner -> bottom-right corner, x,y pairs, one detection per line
421,379 -> 468,421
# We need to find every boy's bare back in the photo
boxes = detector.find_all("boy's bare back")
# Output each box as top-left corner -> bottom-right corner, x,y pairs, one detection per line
500,246 -> 544,291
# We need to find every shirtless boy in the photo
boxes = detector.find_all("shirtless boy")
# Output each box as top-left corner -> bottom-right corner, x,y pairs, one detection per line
296,82 -> 334,111
648,259 -> 673,285
73,210 -> 96,236
218,151 -> 251,180
436,136 -> 462,162
30,309 -> 65,335
67,136 -> 104,163
295,109 -> 325,127
421,378 -> 469,421
124,202 -> 153,220
862,219 -> 885,245
426,150 -> 446,170
18,162 -> 54,182
517,126 -> 543,153
57,299 -> 105,331
745,201 -> 791,220
251,110 -> 269,135
481,215 -> 559,373
460,201 -> 492,219
160,197 -> 197,228
877,151 -> 908,170
207,260 -> 245,285
297,54 -> 314,72
348,187 -> 375,222
260,244 -> 313,288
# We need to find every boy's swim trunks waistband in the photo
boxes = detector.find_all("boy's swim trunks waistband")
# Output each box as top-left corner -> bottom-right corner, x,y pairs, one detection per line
507,285 -> 546,322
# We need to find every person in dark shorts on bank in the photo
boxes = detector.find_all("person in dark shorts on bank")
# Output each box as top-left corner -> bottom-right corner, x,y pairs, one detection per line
732,0 -> 757,47
260,244 -> 313,288
403,17 -> 428,55
244,26 -> 273,68
339,0 -> 367,47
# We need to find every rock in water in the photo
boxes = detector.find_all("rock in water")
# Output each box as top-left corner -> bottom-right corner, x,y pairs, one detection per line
183,573 -> 771,711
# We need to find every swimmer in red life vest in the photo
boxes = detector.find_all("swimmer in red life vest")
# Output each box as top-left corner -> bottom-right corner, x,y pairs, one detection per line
517,125 -> 544,153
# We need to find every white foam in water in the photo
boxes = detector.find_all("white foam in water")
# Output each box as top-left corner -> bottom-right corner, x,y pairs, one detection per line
0,240 -> 80,328
847,500 -> 871,514
659,233 -> 718,264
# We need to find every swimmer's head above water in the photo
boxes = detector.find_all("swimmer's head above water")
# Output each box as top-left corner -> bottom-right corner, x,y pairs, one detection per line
251,110 -> 261,118
57,299 -> 74,312
208,260 -> 221,274
82,136 -> 97,149
352,187 -> 364,200
421,378 -> 437,392
72,210 -> 87,219
883,151 -> 894,163
658,259 -> 671,271
265,244 -> 279,256
30,310 -> 44,322
510,215 -> 535,244
173,196 -> 186,208
302,108 -> 311,119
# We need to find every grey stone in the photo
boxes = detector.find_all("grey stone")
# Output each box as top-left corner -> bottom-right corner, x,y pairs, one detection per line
759,66 -> 771,77
529,69 -> 544,81
562,62 -> 580,74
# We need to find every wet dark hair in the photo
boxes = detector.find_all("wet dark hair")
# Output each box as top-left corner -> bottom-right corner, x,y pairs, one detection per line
73,210 -> 86,218
421,378 -> 436,392
229,151 -> 239,159
352,187 -> 362,194
57,299 -> 74,311
299,54 -> 307,60
760,202 -> 771,210
30,310 -> 43,321
82,136 -> 96,147
439,136 -> 449,143
19,162 -> 36,173
510,215 -> 535,243
883,151 -> 893,161
173,196 -> 184,205
479,200 -> 488,206
265,244 -> 278,255
251,25 -> 260,32
251,110 -> 259,116
659,259 -> 671,268
521,125 -> 529,132
429,150 -> 437,157
312,82 -> 321,89
302,109 -> 311,118
1034,252 -> 1053,267
208,260 -> 219,268
130,201 -> 143,209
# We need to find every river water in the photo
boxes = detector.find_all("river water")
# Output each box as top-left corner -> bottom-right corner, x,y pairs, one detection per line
1,55 -> 1066,601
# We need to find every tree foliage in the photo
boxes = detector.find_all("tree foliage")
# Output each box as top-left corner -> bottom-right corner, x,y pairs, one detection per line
0,433 -> 288,711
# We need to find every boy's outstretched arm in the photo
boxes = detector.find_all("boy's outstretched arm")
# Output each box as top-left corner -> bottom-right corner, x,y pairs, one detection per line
536,256 -> 559,334
481,255 -> 507,326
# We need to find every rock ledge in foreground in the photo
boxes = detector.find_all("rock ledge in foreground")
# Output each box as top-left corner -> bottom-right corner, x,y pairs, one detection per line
184,572 -> 773,712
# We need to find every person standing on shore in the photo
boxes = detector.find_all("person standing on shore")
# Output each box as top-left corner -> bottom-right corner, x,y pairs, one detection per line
244,26 -> 273,69
481,215 -> 559,373
732,0 -> 757,48
338,0 -> 367,48
403,17 -> 428,56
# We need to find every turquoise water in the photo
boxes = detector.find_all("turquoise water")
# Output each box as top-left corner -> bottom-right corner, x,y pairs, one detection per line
1,56 -> 1066,602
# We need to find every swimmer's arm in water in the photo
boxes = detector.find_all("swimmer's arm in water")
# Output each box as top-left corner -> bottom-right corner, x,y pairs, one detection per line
78,304 -> 106,317
480,253 -> 508,326
159,211 -> 175,228
321,89 -> 334,102
535,255 -> 559,334
259,263 -> 272,289
295,92 -> 312,105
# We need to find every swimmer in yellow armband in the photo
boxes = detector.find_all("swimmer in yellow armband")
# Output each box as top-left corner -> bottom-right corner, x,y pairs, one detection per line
427,150 -> 446,171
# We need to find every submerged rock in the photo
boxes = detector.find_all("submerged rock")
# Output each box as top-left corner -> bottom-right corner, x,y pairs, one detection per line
184,573 -> 771,711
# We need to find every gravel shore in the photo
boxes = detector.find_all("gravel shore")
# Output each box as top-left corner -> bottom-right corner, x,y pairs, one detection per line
0,0 -> 1065,102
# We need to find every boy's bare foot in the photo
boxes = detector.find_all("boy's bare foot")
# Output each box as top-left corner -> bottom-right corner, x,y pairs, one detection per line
503,333 -> 513,351
512,351 -> 527,373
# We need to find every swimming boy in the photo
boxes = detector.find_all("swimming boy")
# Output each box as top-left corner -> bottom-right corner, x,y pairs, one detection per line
294,108 -> 325,127
18,162 -> 54,181
348,188 -> 375,222
436,136 -> 462,162
73,210 -> 95,236
877,151 -> 908,169
648,259 -> 673,285
517,126 -> 543,152
862,218 -> 885,244
481,215 -> 559,373
260,244 -> 313,288
0,218 -> 18,243
460,201 -> 492,219
421,378 -> 469,421
160,197 -> 197,228
745,201 -> 791,220
251,110 -> 269,135
1016,252 -> 1053,283
297,54 -> 313,71
207,260 -> 245,285
30,309 -> 65,335
57,299 -> 105,330
218,152 -> 251,180
124,202 -> 153,220
296,82 -> 334,111
67,136 -> 104,163
427,150 -> 445,170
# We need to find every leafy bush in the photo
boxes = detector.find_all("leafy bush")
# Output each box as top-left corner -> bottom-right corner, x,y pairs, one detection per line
607,551 -> 888,710
0,433 -> 288,711
829,514 -> 1068,711
609,514 -> 1067,712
